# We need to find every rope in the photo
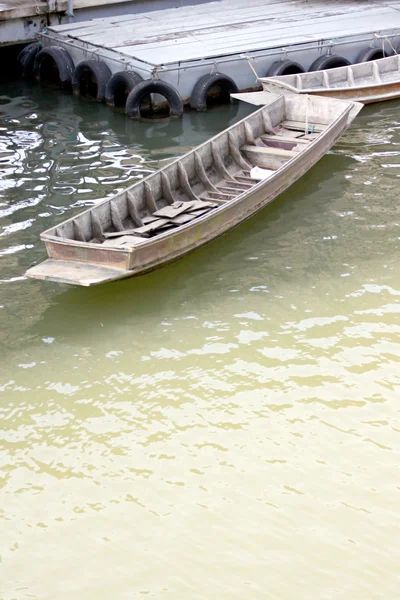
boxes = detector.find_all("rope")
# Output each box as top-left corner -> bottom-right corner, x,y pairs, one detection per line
375,33 -> 398,56
243,55 -> 262,82
383,35 -> 398,55
211,61 -> 219,75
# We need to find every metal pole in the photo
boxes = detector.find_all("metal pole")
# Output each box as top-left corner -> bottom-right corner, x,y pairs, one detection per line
67,0 -> 74,23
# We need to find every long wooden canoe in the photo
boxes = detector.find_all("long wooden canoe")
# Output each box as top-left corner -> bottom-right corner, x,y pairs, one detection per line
259,55 -> 400,104
26,94 -> 362,286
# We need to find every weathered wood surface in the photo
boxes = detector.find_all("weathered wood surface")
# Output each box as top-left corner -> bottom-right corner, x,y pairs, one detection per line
26,93 -> 363,286
260,54 -> 400,104
26,259 -> 129,286
0,0 -> 136,21
0,0 -> 166,45
47,1 -> 400,65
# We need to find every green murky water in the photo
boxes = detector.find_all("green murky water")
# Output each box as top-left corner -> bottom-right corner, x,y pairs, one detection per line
1,79 -> 400,599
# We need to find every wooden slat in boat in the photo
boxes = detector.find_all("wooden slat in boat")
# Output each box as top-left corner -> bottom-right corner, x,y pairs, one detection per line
26,93 -> 362,286
259,54 -> 400,105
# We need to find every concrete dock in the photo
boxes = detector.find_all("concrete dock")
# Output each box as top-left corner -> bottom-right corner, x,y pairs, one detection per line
38,0 -> 400,109
0,0 -> 196,46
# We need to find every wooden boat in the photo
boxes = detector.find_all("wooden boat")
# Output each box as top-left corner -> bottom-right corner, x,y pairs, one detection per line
26,94 -> 362,287
259,54 -> 400,104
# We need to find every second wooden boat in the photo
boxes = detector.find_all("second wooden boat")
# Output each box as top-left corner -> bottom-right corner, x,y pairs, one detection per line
260,54 -> 400,104
26,93 -> 362,287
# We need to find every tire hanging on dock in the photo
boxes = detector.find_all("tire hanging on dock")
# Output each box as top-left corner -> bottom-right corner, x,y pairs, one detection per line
72,60 -> 112,103
125,79 -> 184,119
18,42 -> 39,78
105,70 -> 144,108
190,73 -> 238,111
356,47 -> 390,63
266,60 -> 305,76
34,46 -> 75,90
308,55 -> 351,71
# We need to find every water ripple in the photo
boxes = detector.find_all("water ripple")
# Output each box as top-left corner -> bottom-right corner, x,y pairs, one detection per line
1,81 -> 400,600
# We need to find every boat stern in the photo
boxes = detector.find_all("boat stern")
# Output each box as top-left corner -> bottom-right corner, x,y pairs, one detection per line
25,259 -> 131,286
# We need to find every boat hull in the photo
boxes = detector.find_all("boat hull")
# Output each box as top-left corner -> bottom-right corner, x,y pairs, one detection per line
26,96 -> 362,286
260,54 -> 400,105
261,80 -> 400,104
125,113 -> 353,275
32,113 -> 350,285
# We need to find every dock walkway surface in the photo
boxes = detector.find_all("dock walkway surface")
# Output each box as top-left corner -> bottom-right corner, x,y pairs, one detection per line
0,0 -> 173,45
42,0 -> 400,101
0,0 -> 143,20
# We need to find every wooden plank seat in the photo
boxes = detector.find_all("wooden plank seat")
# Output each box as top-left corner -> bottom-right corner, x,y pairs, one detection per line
260,137 -> 309,152
217,185 -> 246,194
281,120 -> 326,133
273,128 -> 311,140
242,145 -> 298,169
204,190 -> 233,199
233,175 -> 259,184
230,180 -> 253,188
102,236 -> 149,248
261,134 -> 310,146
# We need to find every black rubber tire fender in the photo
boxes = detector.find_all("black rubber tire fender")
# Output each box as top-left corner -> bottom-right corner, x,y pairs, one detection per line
267,60 -> 305,76
309,55 -> 351,71
34,46 -> 75,90
72,60 -> 112,102
125,79 -> 183,119
190,72 -> 238,111
18,42 -> 39,78
105,70 -> 144,108
356,47 -> 390,63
